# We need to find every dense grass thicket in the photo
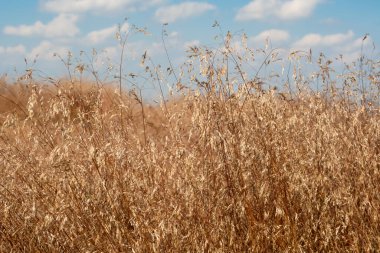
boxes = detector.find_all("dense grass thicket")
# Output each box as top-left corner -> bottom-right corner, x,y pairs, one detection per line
0,32 -> 379,252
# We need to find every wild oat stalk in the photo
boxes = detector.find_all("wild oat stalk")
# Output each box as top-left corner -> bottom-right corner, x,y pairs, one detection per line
0,29 -> 379,253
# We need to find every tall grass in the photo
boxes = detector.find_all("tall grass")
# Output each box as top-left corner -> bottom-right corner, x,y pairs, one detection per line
0,30 -> 379,252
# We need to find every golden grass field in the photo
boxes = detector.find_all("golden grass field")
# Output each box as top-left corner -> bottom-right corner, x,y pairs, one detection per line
0,37 -> 379,252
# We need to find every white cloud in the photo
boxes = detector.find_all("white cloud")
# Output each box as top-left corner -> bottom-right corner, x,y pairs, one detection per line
102,46 -> 118,59
292,30 -> 354,50
28,41 -> 69,60
184,40 -> 201,49
277,0 -> 320,19
88,46 -> 119,70
236,0 -> 275,20
236,0 -> 321,21
345,36 -> 372,51
340,35 -> 374,62
41,0 -> 163,13
144,31 -> 180,57
85,23 -> 130,45
251,29 -> 290,45
290,31 -> 374,63
3,14 -> 79,38
87,27 -> 116,45
155,2 -> 216,23
0,44 -> 26,55
167,31 -> 180,45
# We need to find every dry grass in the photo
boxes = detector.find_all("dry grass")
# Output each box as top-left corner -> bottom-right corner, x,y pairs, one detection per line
0,34 -> 379,252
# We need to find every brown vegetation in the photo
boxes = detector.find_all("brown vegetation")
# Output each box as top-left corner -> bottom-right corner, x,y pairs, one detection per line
0,35 -> 379,252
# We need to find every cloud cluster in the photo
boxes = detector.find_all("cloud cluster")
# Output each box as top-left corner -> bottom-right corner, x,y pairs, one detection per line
251,29 -> 290,45
28,41 -> 69,60
0,0 -> 376,71
290,31 -> 374,63
4,14 -> 79,38
292,30 -> 355,50
0,44 -> 26,55
86,23 -> 130,45
155,2 -> 216,23
183,40 -> 201,50
236,0 -> 321,21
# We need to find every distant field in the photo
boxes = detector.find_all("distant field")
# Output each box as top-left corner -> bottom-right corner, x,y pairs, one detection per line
0,39 -> 379,252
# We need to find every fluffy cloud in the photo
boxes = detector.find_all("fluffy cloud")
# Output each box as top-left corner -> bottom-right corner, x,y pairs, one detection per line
3,14 -> 79,38
184,40 -> 201,50
155,2 -> 216,23
28,41 -> 69,60
0,44 -> 26,55
340,35 -> 374,62
144,31 -> 180,57
86,23 -> 130,45
86,27 -> 117,45
292,30 -> 354,50
343,36 -> 372,52
291,31 -> 374,63
251,29 -> 290,45
41,0 -> 163,13
236,0 -> 321,21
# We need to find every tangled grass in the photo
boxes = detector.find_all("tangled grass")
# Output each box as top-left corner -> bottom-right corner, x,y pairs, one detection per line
0,32 -> 379,252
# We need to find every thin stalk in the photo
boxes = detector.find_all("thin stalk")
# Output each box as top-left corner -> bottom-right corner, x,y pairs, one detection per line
139,89 -> 147,146
162,24 -> 179,84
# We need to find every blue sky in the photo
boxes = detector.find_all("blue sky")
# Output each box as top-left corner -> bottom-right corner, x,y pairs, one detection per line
0,0 -> 379,78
